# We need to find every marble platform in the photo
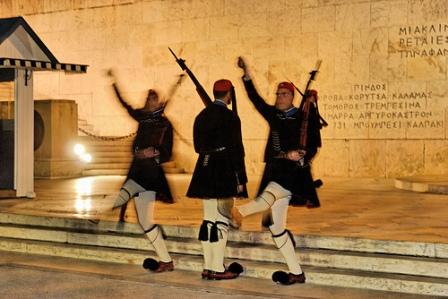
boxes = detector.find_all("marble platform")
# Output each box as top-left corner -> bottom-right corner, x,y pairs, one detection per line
0,175 -> 448,296
1,175 -> 447,243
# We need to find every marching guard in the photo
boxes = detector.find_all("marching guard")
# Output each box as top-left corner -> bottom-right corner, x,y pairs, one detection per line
186,79 -> 248,280
232,57 -> 324,285
108,70 -> 175,273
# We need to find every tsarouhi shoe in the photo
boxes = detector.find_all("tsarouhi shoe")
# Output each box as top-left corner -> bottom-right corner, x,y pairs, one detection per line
142,258 -> 174,273
201,269 -> 210,279
154,261 -> 174,273
272,271 -> 306,285
207,270 -> 239,280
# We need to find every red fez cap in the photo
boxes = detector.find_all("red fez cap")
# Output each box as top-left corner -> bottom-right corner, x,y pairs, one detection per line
213,79 -> 233,92
277,82 -> 295,94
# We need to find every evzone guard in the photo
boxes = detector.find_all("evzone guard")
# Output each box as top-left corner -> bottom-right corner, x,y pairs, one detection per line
187,79 -> 248,280
169,48 -> 248,280
232,57 -> 325,285
108,69 -> 176,273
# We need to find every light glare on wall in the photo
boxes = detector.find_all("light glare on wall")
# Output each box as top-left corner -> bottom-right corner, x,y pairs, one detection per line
73,143 -> 92,163
80,153 -> 92,163
74,144 -> 85,155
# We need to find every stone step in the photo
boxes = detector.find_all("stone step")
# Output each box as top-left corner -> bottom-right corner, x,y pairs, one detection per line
77,136 -> 133,146
0,237 -> 446,296
3,251 -> 428,299
82,169 -> 128,176
162,161 -> 178,168
76,136 -> 185,175
82,165 -> 183,174
84,163 -> 131,170
90,151 -> 132,158
1,212 -> 447,259
86,146 -> 132,157
86,145 -> 132,152
90,157 -> 133,163
87,157 -> 179,168
163,167 -> 185,174
395,176 -> 448,194
0,222 -> 447,280
84,160 -> 181,169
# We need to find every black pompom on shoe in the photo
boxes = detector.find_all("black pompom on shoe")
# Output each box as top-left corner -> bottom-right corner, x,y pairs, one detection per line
272,270 -> 289,283
272,271 -> 306,285
228,262 -> 244,275
142,258 -> 159,271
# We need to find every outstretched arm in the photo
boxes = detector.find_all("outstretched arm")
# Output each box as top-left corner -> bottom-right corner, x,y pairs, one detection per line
237,57 -> 274,120
107,69 -> 140,120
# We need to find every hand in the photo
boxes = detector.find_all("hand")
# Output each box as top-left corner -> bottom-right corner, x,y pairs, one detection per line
287,150 -> 306,161
237,184 -> 244,193
135,147 -> 160,159
237,57 -> 246,70
144,147 -> 160,158
106,68 -> 115,78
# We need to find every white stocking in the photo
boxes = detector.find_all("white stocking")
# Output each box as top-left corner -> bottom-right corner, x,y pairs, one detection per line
237,181 -> 291,217
270,196 -> 302,275
201,199 -> 218,271
113,179 -> 145,208
136,191 -> 171,263
210,210 -> 230,272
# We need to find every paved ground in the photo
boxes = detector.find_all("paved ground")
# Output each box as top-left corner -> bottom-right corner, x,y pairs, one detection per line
0,174 -> 447,243
0,251 -> 437,299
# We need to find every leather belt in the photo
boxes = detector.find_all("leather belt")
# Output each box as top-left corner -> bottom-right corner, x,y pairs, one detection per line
200,146 -> 227,154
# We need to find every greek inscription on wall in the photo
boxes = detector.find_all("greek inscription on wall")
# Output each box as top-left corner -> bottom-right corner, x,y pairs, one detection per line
397,24 -> 448,58
320,83 -> 444,135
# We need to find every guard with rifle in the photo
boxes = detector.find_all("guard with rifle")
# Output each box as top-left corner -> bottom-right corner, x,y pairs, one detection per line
170,48 -> 247,280
231,57 -> 325,285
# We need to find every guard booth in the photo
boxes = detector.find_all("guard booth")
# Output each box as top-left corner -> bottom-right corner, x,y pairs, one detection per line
0,17 -> 87,198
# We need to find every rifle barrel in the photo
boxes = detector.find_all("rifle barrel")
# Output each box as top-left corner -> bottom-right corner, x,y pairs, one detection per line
168,47 -> 178,60
168,47 -> 212,106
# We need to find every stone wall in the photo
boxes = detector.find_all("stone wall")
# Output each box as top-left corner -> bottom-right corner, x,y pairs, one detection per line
1,0 -> 447,177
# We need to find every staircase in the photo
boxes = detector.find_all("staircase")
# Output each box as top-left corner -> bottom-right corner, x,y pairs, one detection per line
0,212 -> 447,296
78,136 -> 184,176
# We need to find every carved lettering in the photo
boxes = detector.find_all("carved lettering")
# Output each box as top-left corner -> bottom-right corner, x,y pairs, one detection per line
320,82 -> 444,135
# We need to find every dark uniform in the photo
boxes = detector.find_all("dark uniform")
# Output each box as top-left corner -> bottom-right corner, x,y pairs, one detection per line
187,100 -> 247,199
187,79 -> 247,280
242,79 -> 321,207
113,84 -> 173,203
111,83 -> 175,273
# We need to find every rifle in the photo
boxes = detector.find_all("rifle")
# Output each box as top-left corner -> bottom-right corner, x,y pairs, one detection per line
230,87 -> 238,116
294,60 -> 327,128
296,61 -> 324,209
291,82 -> 328,128
168,47 -> 212,107
302,60 -> 322,102
297,60 -> 323,167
